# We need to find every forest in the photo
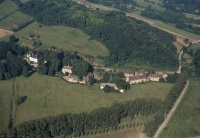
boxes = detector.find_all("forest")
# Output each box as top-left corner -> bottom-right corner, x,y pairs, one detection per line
194,50 -> 200,77
17,0 -> 178,69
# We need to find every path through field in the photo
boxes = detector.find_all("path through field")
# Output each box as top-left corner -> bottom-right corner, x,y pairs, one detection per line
0,27 -> 13,38
153,80 -> 189,138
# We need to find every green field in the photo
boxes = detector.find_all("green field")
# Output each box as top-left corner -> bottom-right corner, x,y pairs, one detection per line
160,78 -> 200,138
0,11 -> 34,30
12,73 -> 173,125
0,0 -> 18,20
189,41 -> 200,52
0,79 -> 14,132
134,0 -> 164,11
6,22 -> 109,59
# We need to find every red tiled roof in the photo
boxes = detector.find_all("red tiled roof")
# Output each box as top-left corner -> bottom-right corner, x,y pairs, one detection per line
129,75 -> 146,81
62,65 -> 72,70
149,73 -> 161,78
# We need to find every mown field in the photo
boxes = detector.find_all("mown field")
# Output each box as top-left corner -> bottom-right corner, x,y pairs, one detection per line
160,78 -> 200,138
189,41 -> 200,52
0,79 -> 14,132
0,11 -> 33,31
12,73 -> 173,125
0,0 -> 18,20
2,21 -> 109,59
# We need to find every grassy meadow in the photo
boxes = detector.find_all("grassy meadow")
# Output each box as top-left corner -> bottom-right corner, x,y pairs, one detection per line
189,41 -> 200,52
0,11 -> 34,30
0,0 -> 18,20
4,22 -> 109,58
160,78 -> 200,138
12,73 -> 173,125
0,79 -> 14,132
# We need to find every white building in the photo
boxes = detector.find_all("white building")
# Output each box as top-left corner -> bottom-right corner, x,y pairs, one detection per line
148,73 -> 161,81
27,50 -> 38,63
129,75 -> 149,84
62,65 -> 72,74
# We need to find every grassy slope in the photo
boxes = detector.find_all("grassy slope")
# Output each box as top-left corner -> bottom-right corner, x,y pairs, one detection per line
160,78 -> 200,138
0,0 -> 18,20
13,73 -> 173,125
189,41 -> 200,52
1,22 -> 109,58
0,11 -> 33,30
0,79 -> 13,132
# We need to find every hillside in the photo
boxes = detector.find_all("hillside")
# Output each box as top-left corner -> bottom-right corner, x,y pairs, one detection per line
18,0 -> 179,69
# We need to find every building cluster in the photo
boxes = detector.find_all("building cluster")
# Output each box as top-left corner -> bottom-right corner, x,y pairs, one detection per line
26,50 -> 38,67
118,69 -> 168,84
62,65 -> 94,84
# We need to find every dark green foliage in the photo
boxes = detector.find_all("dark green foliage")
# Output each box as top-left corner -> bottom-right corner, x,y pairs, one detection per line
0,41 -> 29,80
194,50 -> 200,77
37,63 -> 47,75
144,113 -> 164,137
88,76 -> 96,85
164,71 -> 188,113
9,35 -> 19,43
22,66 -> 29,77
72,60 -> 93,77
166,73 -> 179,83
20,0 -> 178,69
1,98 -> 163,137
103,85 -> 111,93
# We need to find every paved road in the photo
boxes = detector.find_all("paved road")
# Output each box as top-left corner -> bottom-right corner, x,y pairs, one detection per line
153,80 -> 189,138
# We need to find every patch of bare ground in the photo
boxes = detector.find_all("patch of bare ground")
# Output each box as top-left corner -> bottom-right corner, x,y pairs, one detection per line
0,27 -> 13,38
86,128 -> 147,138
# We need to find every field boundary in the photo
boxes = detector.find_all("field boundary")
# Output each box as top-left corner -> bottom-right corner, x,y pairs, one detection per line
153,80 -> 189,138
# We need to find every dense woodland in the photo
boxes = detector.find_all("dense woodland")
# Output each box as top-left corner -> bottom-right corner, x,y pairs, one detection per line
0,37 -> 30,80
194,50 -> 200,77
17,0 -> 178,69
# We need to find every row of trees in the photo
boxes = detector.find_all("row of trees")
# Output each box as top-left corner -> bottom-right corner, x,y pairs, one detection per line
0,98 -> 162,137
141,6 -> 200,35
194,50 -> 200,77
144,71 -> 188,137
19,0 -> 178,69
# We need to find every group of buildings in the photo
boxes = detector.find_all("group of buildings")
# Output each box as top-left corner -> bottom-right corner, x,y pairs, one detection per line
62,65 -> 94,84
118,69 -> 168,84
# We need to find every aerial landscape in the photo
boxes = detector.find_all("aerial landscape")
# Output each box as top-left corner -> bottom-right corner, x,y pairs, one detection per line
0,0 -> 199,137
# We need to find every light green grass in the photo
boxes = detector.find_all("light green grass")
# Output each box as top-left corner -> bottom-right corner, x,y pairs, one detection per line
189,41 -> 200,52
0,0 -> 18,20
10,22 -> 109,58
0,11 -> 34,30
0,79 -> 13,132
134,0 -> 164,11
14,73 -> 173,125
160,78 -> 200,138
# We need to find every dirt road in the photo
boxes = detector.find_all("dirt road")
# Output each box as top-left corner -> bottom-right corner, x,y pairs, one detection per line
153,80 -> 189,138
0,27 -> 13,38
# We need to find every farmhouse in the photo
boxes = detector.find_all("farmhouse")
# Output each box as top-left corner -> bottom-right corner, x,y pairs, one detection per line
129,75 -> 149,84
148,73 -> 161,81
79,76 -> 88,84
118,69 -> 135,78
62,65 -> 72,74
63,74 -> 79,83
27,50 -> 38,63
135,69 -> 146,76
99,83 -> 119,90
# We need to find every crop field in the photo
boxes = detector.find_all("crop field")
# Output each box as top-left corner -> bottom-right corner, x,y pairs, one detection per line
12,73 -> 173,125
0,0 -> 18,20
160,78 -> 200,138
11,22 -> 109,58
0,11 -> 34,31
0,79 -> 14,132
0,28 -> 13,38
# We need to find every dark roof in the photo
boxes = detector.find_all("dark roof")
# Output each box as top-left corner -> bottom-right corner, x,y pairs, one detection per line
28,50 -> 37,58
118,69 -> 135,74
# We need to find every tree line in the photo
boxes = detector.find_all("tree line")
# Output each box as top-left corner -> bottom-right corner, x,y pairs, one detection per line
0,38 -> 30,80
0,98 -> 162,137
144,71 -> 188,137
18,0 -> 178,69
194,50 -> 200,77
